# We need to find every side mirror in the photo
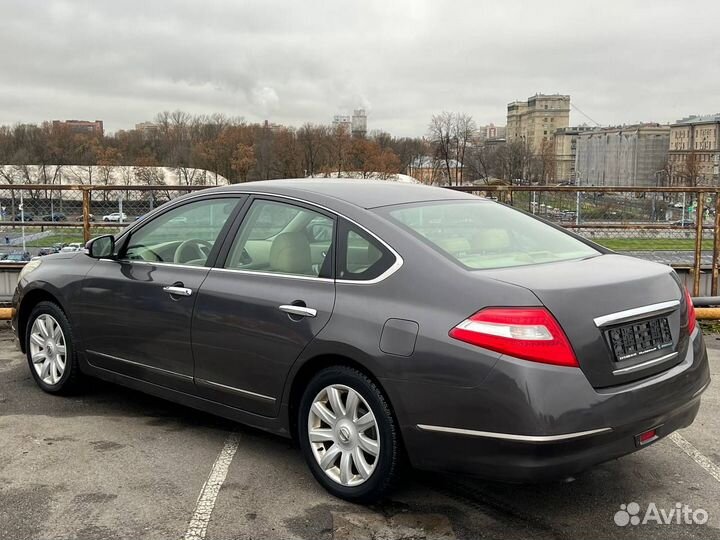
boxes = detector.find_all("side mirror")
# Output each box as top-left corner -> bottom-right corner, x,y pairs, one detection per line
86,235 -> 115,259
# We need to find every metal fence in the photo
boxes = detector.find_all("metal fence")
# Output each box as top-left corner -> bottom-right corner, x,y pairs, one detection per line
1,183 -> 719,296
0,183 -> 205,253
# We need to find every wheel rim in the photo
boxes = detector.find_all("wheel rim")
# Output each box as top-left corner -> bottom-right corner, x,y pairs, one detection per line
29,314 -> 67,386
308,384 -> 380,487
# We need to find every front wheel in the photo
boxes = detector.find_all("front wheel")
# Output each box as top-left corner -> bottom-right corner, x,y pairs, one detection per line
298,366 -> 400,503
25,301 -> 82,394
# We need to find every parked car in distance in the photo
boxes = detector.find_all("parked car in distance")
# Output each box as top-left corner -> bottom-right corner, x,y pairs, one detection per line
37,247 -> 60,257
1,251 -> 30,262
672,219 -> 695,228
11,179 -> 710,503
59,244 -> 83,253
42,212 -> 67,222
13,213 -> 34,222
75,213 -> 95,222
102,212 -> 128,222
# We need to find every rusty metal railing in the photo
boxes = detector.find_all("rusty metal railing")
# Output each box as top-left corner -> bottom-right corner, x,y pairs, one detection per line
0,182 -> 718,298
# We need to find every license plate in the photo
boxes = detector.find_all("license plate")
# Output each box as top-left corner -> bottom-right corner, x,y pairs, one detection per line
607,317 -> 672,361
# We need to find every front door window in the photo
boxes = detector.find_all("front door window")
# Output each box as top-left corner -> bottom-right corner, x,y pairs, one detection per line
125,198 -> 239,266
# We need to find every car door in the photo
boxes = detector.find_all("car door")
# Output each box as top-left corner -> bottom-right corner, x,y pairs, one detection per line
192,197 -> 336,416
77,195 -> 244,392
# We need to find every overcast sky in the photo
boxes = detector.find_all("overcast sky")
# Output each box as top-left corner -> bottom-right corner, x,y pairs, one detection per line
1,0 -> 718,136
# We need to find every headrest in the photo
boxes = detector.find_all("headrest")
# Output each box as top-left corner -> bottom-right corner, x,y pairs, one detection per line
269,232 -> 312,275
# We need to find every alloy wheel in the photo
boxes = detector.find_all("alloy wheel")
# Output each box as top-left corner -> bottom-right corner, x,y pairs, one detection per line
307,384 -> 380,487
29,314 -> 67,385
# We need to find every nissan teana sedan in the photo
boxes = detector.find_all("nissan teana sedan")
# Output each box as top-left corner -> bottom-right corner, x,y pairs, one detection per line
12,180 -> 710,502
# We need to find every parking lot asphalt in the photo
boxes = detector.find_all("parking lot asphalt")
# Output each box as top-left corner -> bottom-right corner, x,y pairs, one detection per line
1,325 -> 719,540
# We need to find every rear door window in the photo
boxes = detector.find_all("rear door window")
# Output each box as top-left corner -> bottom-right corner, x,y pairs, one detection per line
224,199 -> 335,278
337,219 -> 396,281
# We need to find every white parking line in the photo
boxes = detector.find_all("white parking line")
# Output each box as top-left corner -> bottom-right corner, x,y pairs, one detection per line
183,433 -> 240,540
670,432 -> 720,483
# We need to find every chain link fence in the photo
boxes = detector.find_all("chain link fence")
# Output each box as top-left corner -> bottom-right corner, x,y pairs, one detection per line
0,185 -> 205,260
1,183 -> 719,295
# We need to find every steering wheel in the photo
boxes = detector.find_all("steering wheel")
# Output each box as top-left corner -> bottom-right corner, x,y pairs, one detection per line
174,239 -> 213,264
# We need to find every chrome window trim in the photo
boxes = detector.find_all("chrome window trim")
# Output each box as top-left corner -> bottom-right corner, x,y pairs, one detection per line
416,424 -> 612,443
612,351 -> 679,375
195,378 -> 276,403
211,267 -> 334,283
101,259 -> 211,271
593,299 -> 680,328
217,190 -> 404,284
115,189 -> 404,283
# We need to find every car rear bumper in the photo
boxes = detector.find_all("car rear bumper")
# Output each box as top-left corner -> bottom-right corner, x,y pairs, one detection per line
385,329 -> 710,482
403,391 -> 702,482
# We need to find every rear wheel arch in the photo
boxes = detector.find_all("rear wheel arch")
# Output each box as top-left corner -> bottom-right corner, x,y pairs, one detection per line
287,354 -> 399,443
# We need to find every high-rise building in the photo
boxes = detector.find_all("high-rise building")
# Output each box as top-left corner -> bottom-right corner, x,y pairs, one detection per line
553,125 -> 594,182
476,123 -> 506,144
351,109 -> 367,137
52,119 -> 104,136
669,114 -> 720,185
506,94 -> 570,152
575,124 -> 670,187
135,121 -> 159,133
332,114 -> 352,133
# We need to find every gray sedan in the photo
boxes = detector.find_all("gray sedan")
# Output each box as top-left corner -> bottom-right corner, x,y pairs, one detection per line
11,179 -> 710,502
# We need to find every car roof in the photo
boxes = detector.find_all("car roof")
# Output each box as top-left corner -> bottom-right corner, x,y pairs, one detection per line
202,179 -> 477,209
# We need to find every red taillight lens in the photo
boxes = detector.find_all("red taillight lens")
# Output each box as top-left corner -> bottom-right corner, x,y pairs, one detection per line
684,288 -> 696,334
449,307 -> 579,367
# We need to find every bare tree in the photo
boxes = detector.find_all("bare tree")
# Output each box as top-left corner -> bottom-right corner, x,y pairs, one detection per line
537,139 -> 556,185
453,113 -> 476,184
297,123 -> 329,176
428,112 -> 454,184
683,150 -> 701,186
428,112 -> 476,185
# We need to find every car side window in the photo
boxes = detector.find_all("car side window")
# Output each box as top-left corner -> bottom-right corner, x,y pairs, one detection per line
225,199 -> 335,278
124,198 -> 239,266
337,219 -> 396,281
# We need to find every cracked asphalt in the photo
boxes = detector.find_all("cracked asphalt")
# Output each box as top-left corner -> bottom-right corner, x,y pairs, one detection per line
1,325 -> 718,540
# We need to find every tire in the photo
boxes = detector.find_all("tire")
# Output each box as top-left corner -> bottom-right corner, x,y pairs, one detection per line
298,366 -> 400,503
25,301 -> 82,395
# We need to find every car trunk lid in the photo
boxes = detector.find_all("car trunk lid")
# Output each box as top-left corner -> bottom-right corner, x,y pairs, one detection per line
481,254 -> 689,388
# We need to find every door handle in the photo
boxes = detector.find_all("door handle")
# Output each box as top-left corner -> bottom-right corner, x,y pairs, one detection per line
163,285 -> 193,297
279,305 -> 317,318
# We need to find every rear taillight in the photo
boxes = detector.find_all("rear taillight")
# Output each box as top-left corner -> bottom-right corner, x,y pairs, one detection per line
684,288 -> 696,334
449,307 -> 579,367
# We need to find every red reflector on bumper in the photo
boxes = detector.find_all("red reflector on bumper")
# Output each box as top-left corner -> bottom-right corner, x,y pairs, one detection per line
636,428 -> 658,446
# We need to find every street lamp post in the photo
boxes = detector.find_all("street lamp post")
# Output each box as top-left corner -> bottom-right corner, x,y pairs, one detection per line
652,170 -> 666,222
575,169 -> 582,226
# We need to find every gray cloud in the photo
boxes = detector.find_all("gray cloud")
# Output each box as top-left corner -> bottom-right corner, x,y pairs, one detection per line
1,0 -> 718,136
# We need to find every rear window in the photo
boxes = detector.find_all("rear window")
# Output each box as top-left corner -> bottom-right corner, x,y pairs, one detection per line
384,201 -> 599,270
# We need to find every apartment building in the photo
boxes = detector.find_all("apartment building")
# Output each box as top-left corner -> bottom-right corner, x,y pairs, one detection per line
575,124 -> 670,187
506,94 -> 570,152
668,114 -> 720,185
